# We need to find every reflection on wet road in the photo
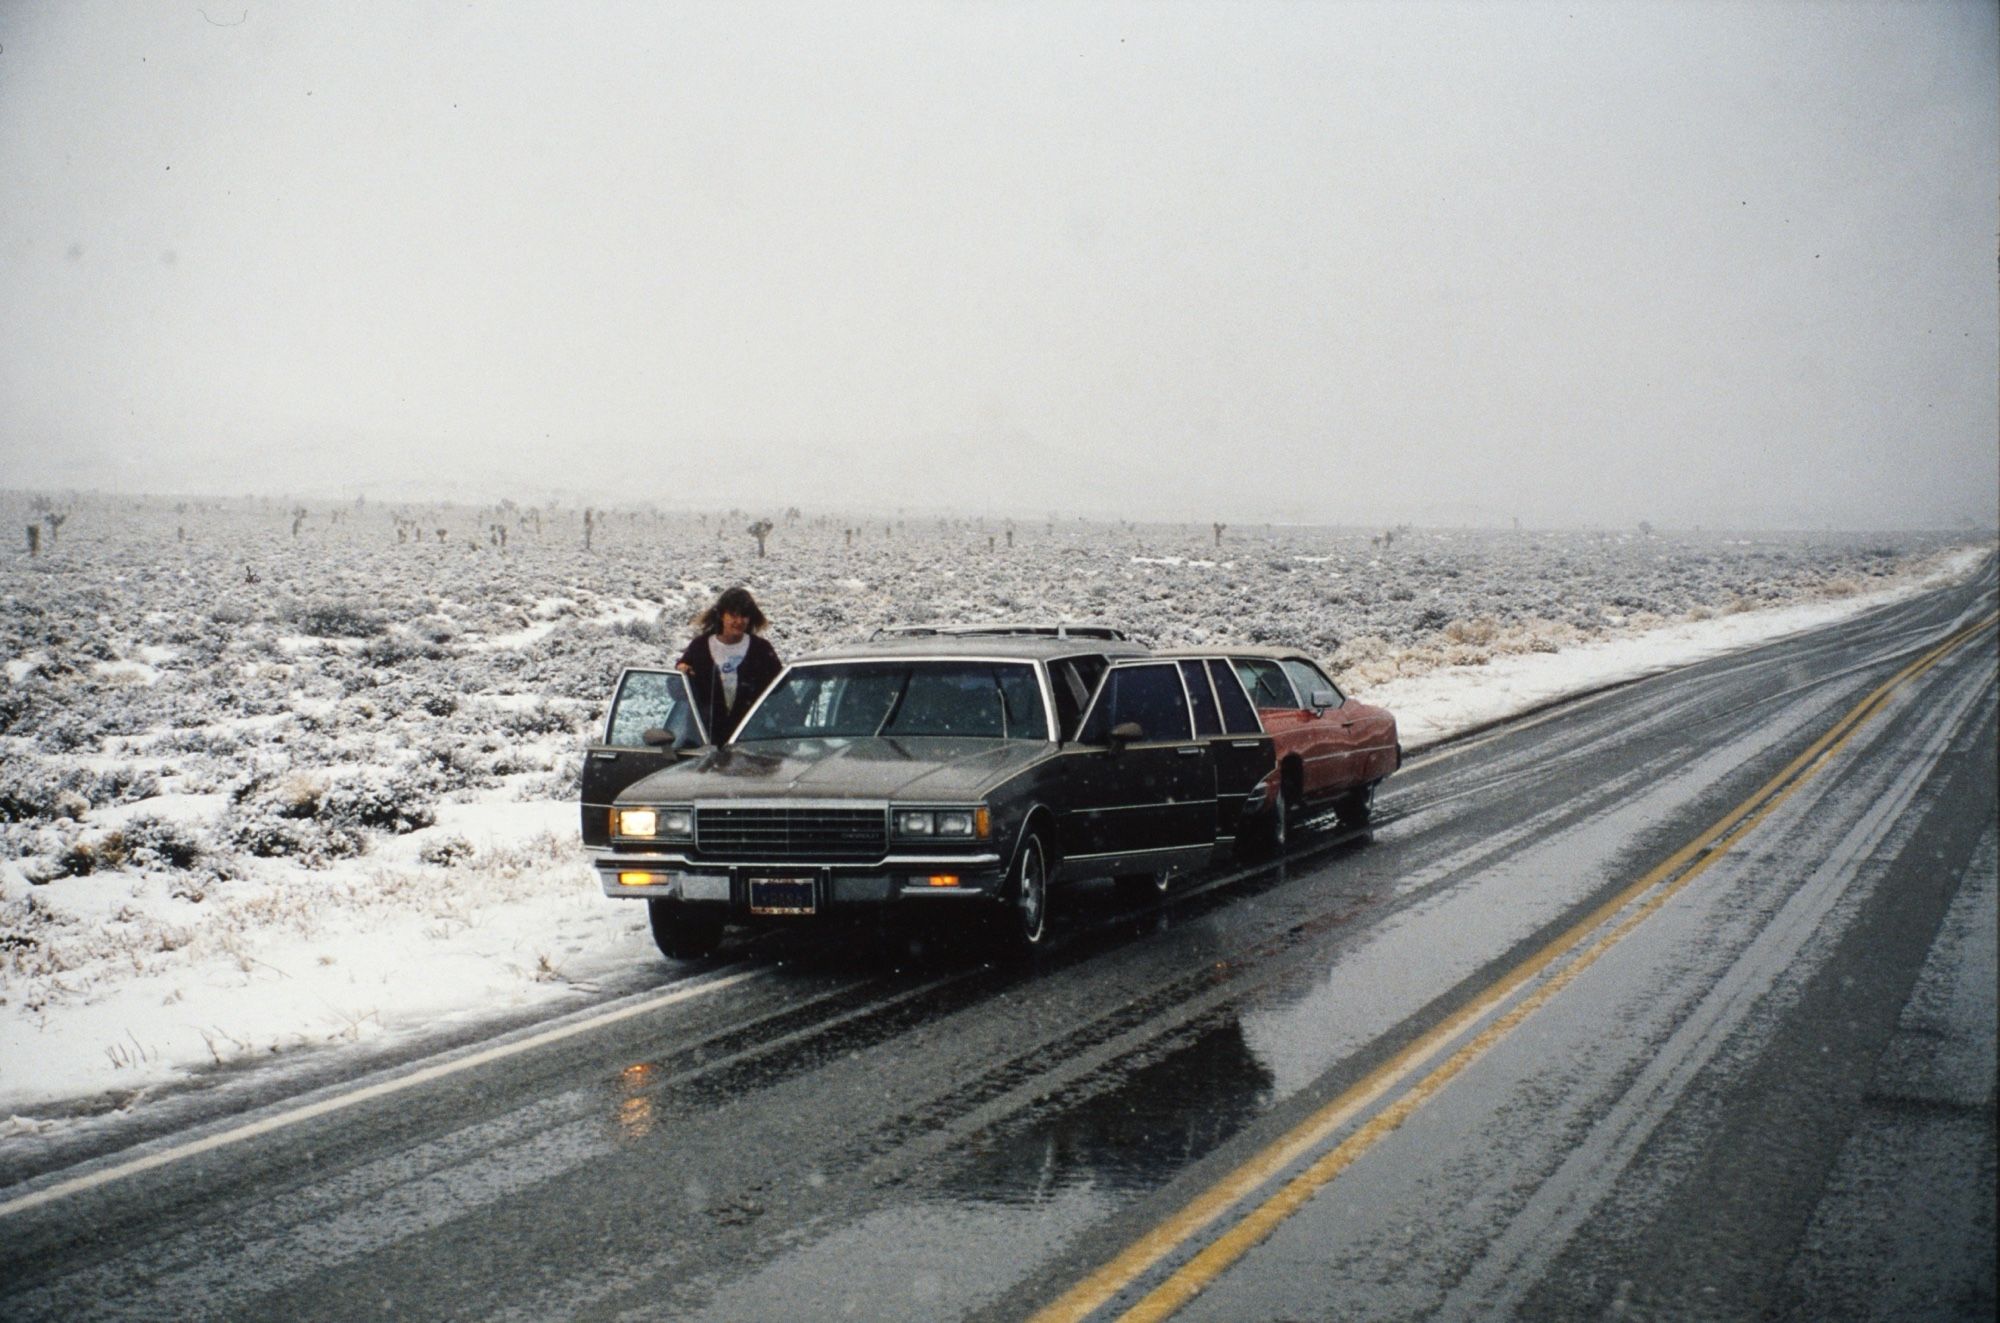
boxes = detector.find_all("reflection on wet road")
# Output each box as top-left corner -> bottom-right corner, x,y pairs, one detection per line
1,565 -> 1993,1322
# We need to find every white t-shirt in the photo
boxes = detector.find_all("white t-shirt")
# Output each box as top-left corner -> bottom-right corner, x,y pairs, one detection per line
709,634 -> 752,707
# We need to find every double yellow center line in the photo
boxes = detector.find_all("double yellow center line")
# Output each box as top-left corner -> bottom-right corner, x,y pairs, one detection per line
1035,609 -> 1998,1323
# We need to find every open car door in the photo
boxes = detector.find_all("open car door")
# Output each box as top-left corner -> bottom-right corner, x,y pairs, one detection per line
580,667 -> 711,847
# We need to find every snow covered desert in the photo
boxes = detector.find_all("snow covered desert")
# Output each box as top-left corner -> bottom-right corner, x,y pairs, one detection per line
0,491 -> 1986,1131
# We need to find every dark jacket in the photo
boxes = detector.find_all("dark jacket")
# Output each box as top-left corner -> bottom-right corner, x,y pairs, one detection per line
678,632 -> 783,740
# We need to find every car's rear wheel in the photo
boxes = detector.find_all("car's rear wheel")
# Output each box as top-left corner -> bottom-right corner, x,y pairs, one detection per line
1334,781 -> 1376,828
648,899 -> 724,960
996,830 -> 1050,954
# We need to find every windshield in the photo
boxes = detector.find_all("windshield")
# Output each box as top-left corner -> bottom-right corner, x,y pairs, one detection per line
735,661 -> 1051,741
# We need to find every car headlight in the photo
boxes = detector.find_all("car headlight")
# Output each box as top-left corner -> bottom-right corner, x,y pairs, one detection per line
893,807 -> 990,840
616,806 -> 693,840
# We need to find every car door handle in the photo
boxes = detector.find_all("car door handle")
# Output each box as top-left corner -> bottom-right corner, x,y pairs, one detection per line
589,750 -> 620,760
1229,740 -> 1264,748
1175,746 -> 1203,756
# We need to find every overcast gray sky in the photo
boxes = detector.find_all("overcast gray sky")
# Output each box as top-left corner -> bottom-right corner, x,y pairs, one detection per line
2,1 -> 1994,528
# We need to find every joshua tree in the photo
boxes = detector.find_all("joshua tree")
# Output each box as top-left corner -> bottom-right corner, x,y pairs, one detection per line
31,494 -> 69,544
1213,521 -> 1226,547
748,518 -> 774,557
291,507 -> 308,538
583,508 -> 595,551
26,524 -> 39,557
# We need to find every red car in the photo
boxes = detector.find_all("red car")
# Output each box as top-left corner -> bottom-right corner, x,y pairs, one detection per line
1170,647 -> 1399,850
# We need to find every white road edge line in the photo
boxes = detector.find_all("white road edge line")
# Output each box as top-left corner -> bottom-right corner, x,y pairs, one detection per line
0,967 -> 765,1220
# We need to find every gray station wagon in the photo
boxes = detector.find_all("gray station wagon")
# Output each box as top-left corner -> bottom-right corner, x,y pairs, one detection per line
582,633 -> 1277,960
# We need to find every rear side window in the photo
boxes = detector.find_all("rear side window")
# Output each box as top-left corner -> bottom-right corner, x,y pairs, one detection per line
1179,660 -> 1221,736
1280,658 -> 1342,708
1232,658 -> 1297,709
1078,663 -> 1194,743
1207,660 -> 1263,734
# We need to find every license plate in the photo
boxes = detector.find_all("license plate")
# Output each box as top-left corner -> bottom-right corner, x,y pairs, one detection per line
748,876 -> 816,915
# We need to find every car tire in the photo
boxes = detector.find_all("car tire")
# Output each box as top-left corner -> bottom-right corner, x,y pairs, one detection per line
1334,781 -> 1376,828
648,899 -> 724,961
1241,792 -> 1291,858
1114,869 -> 1170,900
995,830 -> 1050,955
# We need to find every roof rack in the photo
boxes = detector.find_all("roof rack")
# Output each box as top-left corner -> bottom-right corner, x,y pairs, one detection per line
870,621 -> 1130,642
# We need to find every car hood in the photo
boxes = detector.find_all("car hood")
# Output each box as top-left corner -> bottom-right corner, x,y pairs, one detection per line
618,736 -> 1053,803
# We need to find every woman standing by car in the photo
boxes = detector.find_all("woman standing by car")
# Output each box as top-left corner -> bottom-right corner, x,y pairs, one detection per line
677,586 -> 783,740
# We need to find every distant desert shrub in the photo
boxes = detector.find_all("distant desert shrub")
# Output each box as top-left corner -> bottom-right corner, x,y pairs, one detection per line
289,598 -> 386,638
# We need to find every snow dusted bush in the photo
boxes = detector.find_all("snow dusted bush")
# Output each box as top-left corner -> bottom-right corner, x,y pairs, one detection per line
227,772 -> 366,865
288,597 -> 387,639
222,763 -> 440,865
99,814 -> 207,872
0,754 -> 163,824
320,768 -> 443,834
419,833 -> 475,867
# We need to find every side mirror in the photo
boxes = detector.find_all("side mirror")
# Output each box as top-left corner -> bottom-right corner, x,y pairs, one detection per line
640,727 -> 677,748
1308,689 -> 1336,713
1109,720 -> 1145,746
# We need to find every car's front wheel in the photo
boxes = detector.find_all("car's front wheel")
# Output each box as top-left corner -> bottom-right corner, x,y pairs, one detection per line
648,899 -> 724,961
995,830 -> 1050,954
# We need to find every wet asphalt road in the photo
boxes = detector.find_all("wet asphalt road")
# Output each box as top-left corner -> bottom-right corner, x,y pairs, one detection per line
2,562 -> 1994,1322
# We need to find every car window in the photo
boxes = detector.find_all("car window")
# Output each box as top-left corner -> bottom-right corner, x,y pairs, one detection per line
737,662 -> 1049,741
1207,659 -> 1264,734
605,670 -> 705,748
1280,658 -> 1343,708
1179,660 -> 1221,737
1077,663 -> 1193,743
1050,656 -> 1105,740
1232,658 -> 1298,709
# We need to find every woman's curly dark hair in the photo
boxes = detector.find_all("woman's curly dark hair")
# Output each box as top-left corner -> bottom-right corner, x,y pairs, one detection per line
692,586 -> 768,634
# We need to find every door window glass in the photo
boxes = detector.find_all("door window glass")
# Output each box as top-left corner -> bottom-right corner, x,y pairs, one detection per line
1280,658 -> 1343,708
1050,658 -> 1100,739
1232,658 -> 1298,709
606,670 -> 704,748
1208,660 -> 1263,733
1078,663 -> 1193,743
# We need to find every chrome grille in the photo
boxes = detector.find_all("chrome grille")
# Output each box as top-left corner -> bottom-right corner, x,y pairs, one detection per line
695,805 -> 886,861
